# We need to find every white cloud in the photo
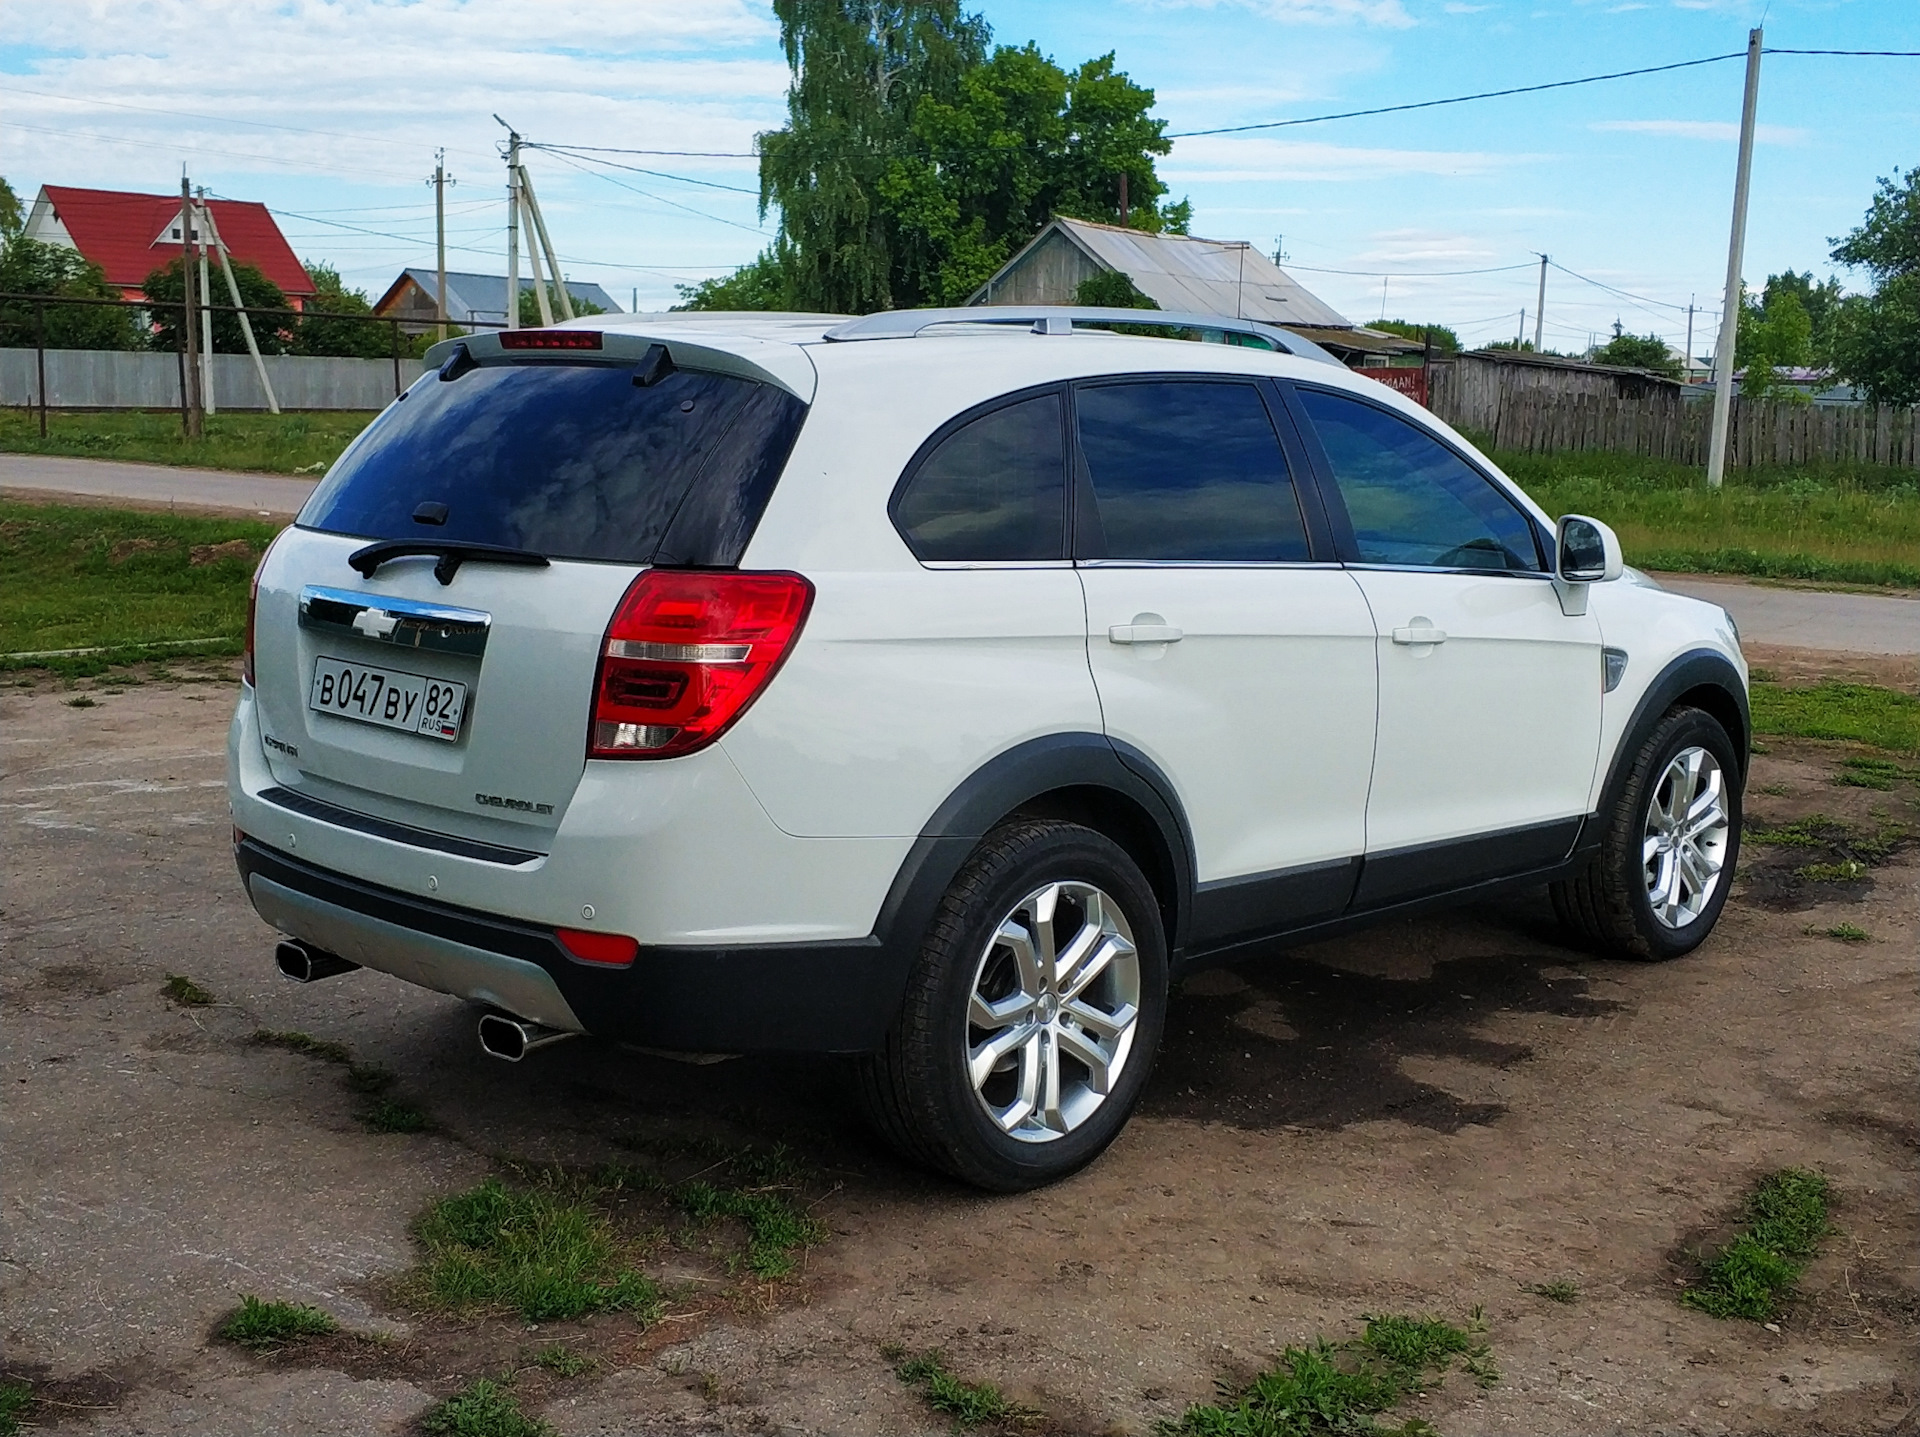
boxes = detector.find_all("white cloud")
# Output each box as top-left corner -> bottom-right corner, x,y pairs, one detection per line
1442,2 -> 1493,12
1591,119 -> 1808,144
1128,0 -> 1416,27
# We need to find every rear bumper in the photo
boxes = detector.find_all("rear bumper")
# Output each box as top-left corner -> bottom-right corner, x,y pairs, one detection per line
235,838 -> 905,1053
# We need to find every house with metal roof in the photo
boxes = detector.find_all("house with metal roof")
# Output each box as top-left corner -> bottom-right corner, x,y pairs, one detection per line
373,269 -> 622,332
967,216 -> 1418,363
23,185 -> 314,305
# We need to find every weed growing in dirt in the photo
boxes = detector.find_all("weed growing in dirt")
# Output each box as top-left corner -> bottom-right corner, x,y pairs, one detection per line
1683,1168 -> 1833,1321
1811,922 -> 1872,942
216,1295 -> 339,1350
162,973 -> 213,1006
421,1377 -> 550,1437
1751,681 -> 1920,755
409,1176 -> 664,1324
1160,1310 -> 1495,1436
1523,1279 -> 1580,1304
532,1345 -> 596,1378
361,1096 -> 432,1133
0,1379 -> 32,1437
893,1350 -> 1021,1430
65,694 -> 96,707
1797,859 -> 1869,882
251,1028 -> 353,1063
604,1141 -> 827,1279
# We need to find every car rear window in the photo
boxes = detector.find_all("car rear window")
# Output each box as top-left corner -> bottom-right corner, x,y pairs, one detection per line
299,361 -> 807,567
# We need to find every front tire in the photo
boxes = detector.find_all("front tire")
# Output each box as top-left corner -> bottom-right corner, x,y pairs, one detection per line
857,821 -> 1169,1191
1552,706 -> 1742,960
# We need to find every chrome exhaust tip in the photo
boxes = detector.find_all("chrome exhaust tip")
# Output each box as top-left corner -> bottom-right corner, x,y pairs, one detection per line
477,1011 -> 577,1063
275,939 -> 359,984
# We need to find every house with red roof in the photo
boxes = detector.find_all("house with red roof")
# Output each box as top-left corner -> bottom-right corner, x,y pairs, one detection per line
22,185 -> 314,308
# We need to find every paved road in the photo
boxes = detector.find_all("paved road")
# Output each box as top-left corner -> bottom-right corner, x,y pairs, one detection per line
0,453 -> 317,517
1654,574 -> 1920,656
4,455 -> 1913,655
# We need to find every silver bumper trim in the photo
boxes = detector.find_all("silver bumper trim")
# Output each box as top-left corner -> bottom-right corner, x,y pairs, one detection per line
247,874 -> 585,1032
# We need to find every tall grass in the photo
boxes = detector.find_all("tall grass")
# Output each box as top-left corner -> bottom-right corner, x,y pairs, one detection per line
0,407 -> 376,475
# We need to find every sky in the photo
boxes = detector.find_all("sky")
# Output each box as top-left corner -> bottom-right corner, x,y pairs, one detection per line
2,0 -> 1915,358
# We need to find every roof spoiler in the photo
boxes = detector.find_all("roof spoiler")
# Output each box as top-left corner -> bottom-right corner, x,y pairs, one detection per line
821,307 -> 1343,366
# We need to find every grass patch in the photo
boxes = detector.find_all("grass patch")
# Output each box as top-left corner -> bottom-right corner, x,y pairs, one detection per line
421,1377 -> 551,1437
892,1350 -> 1020,1430
0,500 -> 278,671
608,1140 -> 827,1280
216,1294 -> 339,1350
1835,756 -> 1915,790
408,1176 -> 664,1324
1743,815 -> 1844,847
250,1028 -> 352,1064
532,1344 -> 596,1378
1492,449 -> 1920,589
0,1380 -> 32,1437
1160,1311 -> 1494,1436
361,1096 -> 432,1133
1683,1168 -> 1832,1321
162,972 -> 213,1006
0,406 -> 377,475
1810,922 -> 1872,942
1522,1279 -> 1580,1304
1797,859 -> 1869,883
1751,681 -> 1920,756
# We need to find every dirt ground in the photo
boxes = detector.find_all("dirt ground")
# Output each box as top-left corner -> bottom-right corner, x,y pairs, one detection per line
3,660 -> 1915,1437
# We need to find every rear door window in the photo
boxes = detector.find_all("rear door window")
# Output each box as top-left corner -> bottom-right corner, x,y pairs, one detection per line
1073,380 -> 1309,562
301,362 -> 805,566
891,391 -> 1066,561
1296,387 -> 1542,572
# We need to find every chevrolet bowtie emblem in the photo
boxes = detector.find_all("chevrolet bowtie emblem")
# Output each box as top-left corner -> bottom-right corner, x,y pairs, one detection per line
351,608 -> 399,639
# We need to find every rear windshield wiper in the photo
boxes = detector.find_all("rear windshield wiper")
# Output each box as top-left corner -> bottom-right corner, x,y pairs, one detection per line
348,540 -> 551,586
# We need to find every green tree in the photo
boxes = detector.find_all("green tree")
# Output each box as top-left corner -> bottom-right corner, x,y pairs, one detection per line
675,249 -> 794,310
1592,328 -> 1682,379
0,235 -> 144,350
1736,283 -> 1813,400
1373,320 -> 1459,353
517,284 -> 605,328
752,2 -> 1188,313
0,177 -> 22,239
1826,166 -> 1920,406
289,261 -> 392,358
1074,269 -> 1158,308
143,257 -> 290,354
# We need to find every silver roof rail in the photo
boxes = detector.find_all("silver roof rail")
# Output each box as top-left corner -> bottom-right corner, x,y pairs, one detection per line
820,306 -> 1344,366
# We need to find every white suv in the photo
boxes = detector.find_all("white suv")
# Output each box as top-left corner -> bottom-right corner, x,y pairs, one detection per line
230,307 -> 1747,1190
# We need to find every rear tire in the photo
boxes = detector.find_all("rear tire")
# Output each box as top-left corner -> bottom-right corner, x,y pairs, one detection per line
1552,706 -> 1742,961
857,820 -> 1168,1191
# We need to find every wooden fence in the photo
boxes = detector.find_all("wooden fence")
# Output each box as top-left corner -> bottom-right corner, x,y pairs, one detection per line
1464,388 -> 1920,470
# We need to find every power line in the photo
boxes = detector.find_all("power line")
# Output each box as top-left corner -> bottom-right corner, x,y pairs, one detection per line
528,144 -> 761,195
1763,48 -> 1920,56
520,141 -> 758,159
1285,260 -> 1536,278
1167,52 -> 1747,138
540,149 -> 771,237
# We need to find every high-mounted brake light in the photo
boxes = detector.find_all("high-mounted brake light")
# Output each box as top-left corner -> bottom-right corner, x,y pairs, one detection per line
589,569 -> 813,760
555,927 -> 638,967
498,330 -> 603,350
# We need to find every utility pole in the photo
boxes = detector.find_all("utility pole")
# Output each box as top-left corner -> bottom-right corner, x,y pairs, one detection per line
196,187 -> 216,415
519,178 -> 555,327
432,150 -> 451,342
500,119 -> 522,329
1708,26 -> 1763,489
203,202 -> 279,414
1533,253 -> 1548,353
517,163 -> 574,321
179,174 -> 203,439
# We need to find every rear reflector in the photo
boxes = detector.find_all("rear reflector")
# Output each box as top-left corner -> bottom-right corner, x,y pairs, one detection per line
499,329 -> 603,350
555,928 -> 639,966
589,569 -> 813,761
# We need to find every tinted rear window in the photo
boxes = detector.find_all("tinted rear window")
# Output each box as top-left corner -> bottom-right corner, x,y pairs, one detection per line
300,362 -> 806,566
892,392 -> 1066,562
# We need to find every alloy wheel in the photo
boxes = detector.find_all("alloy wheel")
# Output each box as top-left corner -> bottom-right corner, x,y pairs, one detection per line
964,880 -> 1142,1144
1642,745 -> 1730,929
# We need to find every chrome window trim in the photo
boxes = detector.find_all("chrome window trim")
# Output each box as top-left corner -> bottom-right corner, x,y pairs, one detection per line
298,585 -> 492,658
916,559 -> 1077,571
1072,559 -> 1347,572
1337,563 -> 1557,580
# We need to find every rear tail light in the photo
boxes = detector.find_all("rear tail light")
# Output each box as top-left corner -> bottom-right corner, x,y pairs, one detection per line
555,928 -> 638,967
589,569 -> 813,760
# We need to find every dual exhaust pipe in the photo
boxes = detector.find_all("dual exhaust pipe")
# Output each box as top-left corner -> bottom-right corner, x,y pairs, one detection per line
272,938 -> 575,1063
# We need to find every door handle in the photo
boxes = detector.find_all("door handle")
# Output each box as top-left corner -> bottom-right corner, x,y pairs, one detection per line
1391,623 -> 1448,646
1108,623 -> 1184,645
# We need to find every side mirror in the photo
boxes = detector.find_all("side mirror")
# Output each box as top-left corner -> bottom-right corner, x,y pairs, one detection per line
1556,514 -> 1623,584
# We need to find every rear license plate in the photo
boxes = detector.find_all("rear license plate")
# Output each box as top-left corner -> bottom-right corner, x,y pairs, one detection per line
309,656 -> 467,741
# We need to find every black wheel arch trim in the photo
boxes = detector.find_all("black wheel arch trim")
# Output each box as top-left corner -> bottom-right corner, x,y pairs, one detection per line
1601,648 -> 1750,816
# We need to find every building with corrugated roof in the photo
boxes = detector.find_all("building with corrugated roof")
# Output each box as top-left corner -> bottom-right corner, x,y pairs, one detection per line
373,269 -> 623,333
967,216 -> 1419,364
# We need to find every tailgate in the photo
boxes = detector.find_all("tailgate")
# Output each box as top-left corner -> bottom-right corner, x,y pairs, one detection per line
251,528 -> 639,853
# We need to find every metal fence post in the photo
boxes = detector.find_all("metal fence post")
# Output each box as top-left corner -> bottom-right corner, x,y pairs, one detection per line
35,299 -> 48,438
